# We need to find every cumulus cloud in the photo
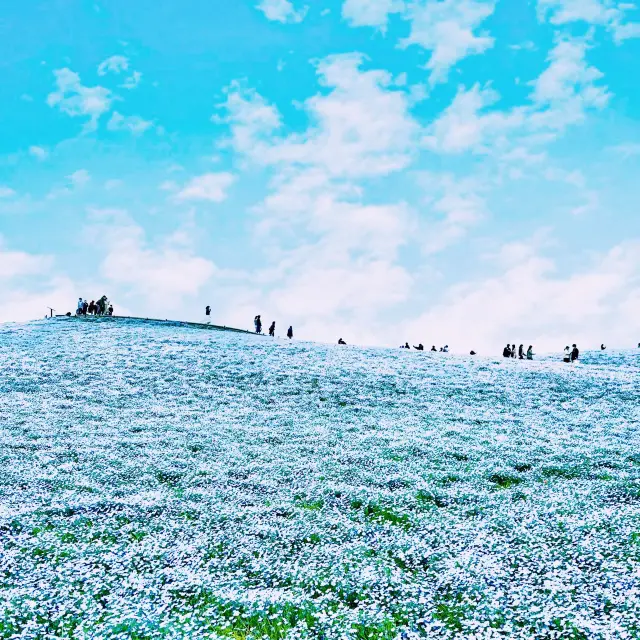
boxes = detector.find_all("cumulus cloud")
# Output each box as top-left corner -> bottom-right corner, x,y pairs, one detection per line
47,68 -> 113,131
341,0 -> 405,29
68,169 -> 91,188
256,0 -> 308,23
107,111 -> 154,135
425,36 -> 609,154
403,238 -> 640,352
176,173 -> 236,202
87,209 -> 216,307
0,238 -> 53,280
401,0 -> 496,85
537,0 -> 640,42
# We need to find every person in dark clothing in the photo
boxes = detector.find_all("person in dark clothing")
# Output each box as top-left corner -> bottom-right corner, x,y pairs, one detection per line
82,300 -> 88,316
107,305 -> 114,316
470,350 -> 477,356
269,321 -> 276,337
287,326 -> 293,340
88,300 -> 96,315
431,345 -> 437,352
503,344 -> 512,358
254,315 -> 262,334
601,344 -> 606,350
518,344 -> 524,359
413,344 -> 424,351
338,338 -> 347,345
205,305 -> 211,317
401,342 -> 410,349
571,344 -> 579,362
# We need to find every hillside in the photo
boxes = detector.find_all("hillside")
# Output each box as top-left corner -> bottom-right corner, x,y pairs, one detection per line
1,319 -> 640,639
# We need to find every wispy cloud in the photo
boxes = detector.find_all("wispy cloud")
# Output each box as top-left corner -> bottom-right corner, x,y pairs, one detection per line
176,173 -> 236,202
47,68 -> 113,131
107,112 -> 154,135
29,146 -> 48,160
97,55 -> 129,76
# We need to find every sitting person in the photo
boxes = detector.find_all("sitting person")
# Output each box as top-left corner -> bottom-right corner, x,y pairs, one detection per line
413,344 -> 424,351
338,338 -> 347,345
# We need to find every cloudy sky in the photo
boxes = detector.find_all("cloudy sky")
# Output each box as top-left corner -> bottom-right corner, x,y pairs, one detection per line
1,0 -> 639,352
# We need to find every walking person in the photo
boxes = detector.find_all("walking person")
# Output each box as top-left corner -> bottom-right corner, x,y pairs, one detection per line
269,321 -> 276,337
287,326 -> 293,340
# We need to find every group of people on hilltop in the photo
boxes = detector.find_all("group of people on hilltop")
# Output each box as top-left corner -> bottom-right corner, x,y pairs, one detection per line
503,344 -> 534,360
401,343 -> 449,353
76,296 -> 112,317
254,315 -> 293,340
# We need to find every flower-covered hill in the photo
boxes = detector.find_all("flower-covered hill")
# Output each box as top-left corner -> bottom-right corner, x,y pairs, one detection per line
1,318 -> 640,639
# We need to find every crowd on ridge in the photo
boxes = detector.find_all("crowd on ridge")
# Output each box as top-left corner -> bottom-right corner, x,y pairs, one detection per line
76,296 -> 113,317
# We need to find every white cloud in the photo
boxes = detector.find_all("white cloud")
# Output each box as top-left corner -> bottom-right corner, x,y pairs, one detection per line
107,111 -> 154,135
176,173 -> 236,202
0,186 -> 16,198
0,238 -> 53,280
47,68 -> 113,131
68,169 -> 91,188
425,36 -> 609,154
341,0 -> 405,29
121,71 -> 142,90
29,146 -> 48,160
537,0 -> 640,42
608,142 -> 640,158
401,0 -> 496,85
403,238 -> 640,352
87,209 -> 216,306
97,55 -> 129,76
256,0 -> 308,23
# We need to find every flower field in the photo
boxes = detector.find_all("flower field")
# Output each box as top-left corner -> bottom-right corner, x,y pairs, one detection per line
1,319 -> 640,639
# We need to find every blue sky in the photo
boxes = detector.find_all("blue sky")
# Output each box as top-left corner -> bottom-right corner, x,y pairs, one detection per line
1,0 -> 639,351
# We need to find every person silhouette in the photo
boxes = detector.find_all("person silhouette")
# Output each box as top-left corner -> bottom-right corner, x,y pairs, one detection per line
287,326 -> 293,340
338,338 -> 347,345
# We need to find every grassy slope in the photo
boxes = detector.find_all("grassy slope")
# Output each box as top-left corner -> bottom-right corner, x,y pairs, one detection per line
1,320 -> 640,639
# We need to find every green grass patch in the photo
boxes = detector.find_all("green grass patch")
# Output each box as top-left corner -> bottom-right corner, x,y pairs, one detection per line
488,473 -> 523,489
541,467 -> 583,480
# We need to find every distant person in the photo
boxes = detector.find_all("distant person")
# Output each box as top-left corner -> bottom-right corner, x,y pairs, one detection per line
601,344 -> 606,350
205,306 -> 211,324
518,344 -> 524,360
82,300 -> 88,316
287,326 -> 293,340
527,346 -> 534,360
107,305 -> 114,316
254,315 -> 262,334
503,344 -> 511,358
88,300 -> 96,315
338,338 -> 347,345
413,344 -> 424,351
76,298 -> 83,316
511,344 -> 517,359
571,344 -> 579,362
431,345 -> 437,352
269,321 -> 276,337
563,346 -> 571,363
470,350 -> 477,356
401,342 -> 410,349
443,345 -> 449,353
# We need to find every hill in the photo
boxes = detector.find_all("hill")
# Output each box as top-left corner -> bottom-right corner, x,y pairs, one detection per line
1,319 -> 639,639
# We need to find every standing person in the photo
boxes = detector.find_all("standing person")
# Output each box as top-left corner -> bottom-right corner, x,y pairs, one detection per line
518,344 -> 524,360
571,344 -> 579,362
254,315 -> 262,334
287,326 -> 293,340
269,321 -> 276,337
563,346 -> 571,363
527,346 -> 534,360
511,344 -> 517,359
107,304 -> 114,316
503,344 -> 512,358
76,297 -> 84,316
88,300 -> 96,315
205,306 -> 211,324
